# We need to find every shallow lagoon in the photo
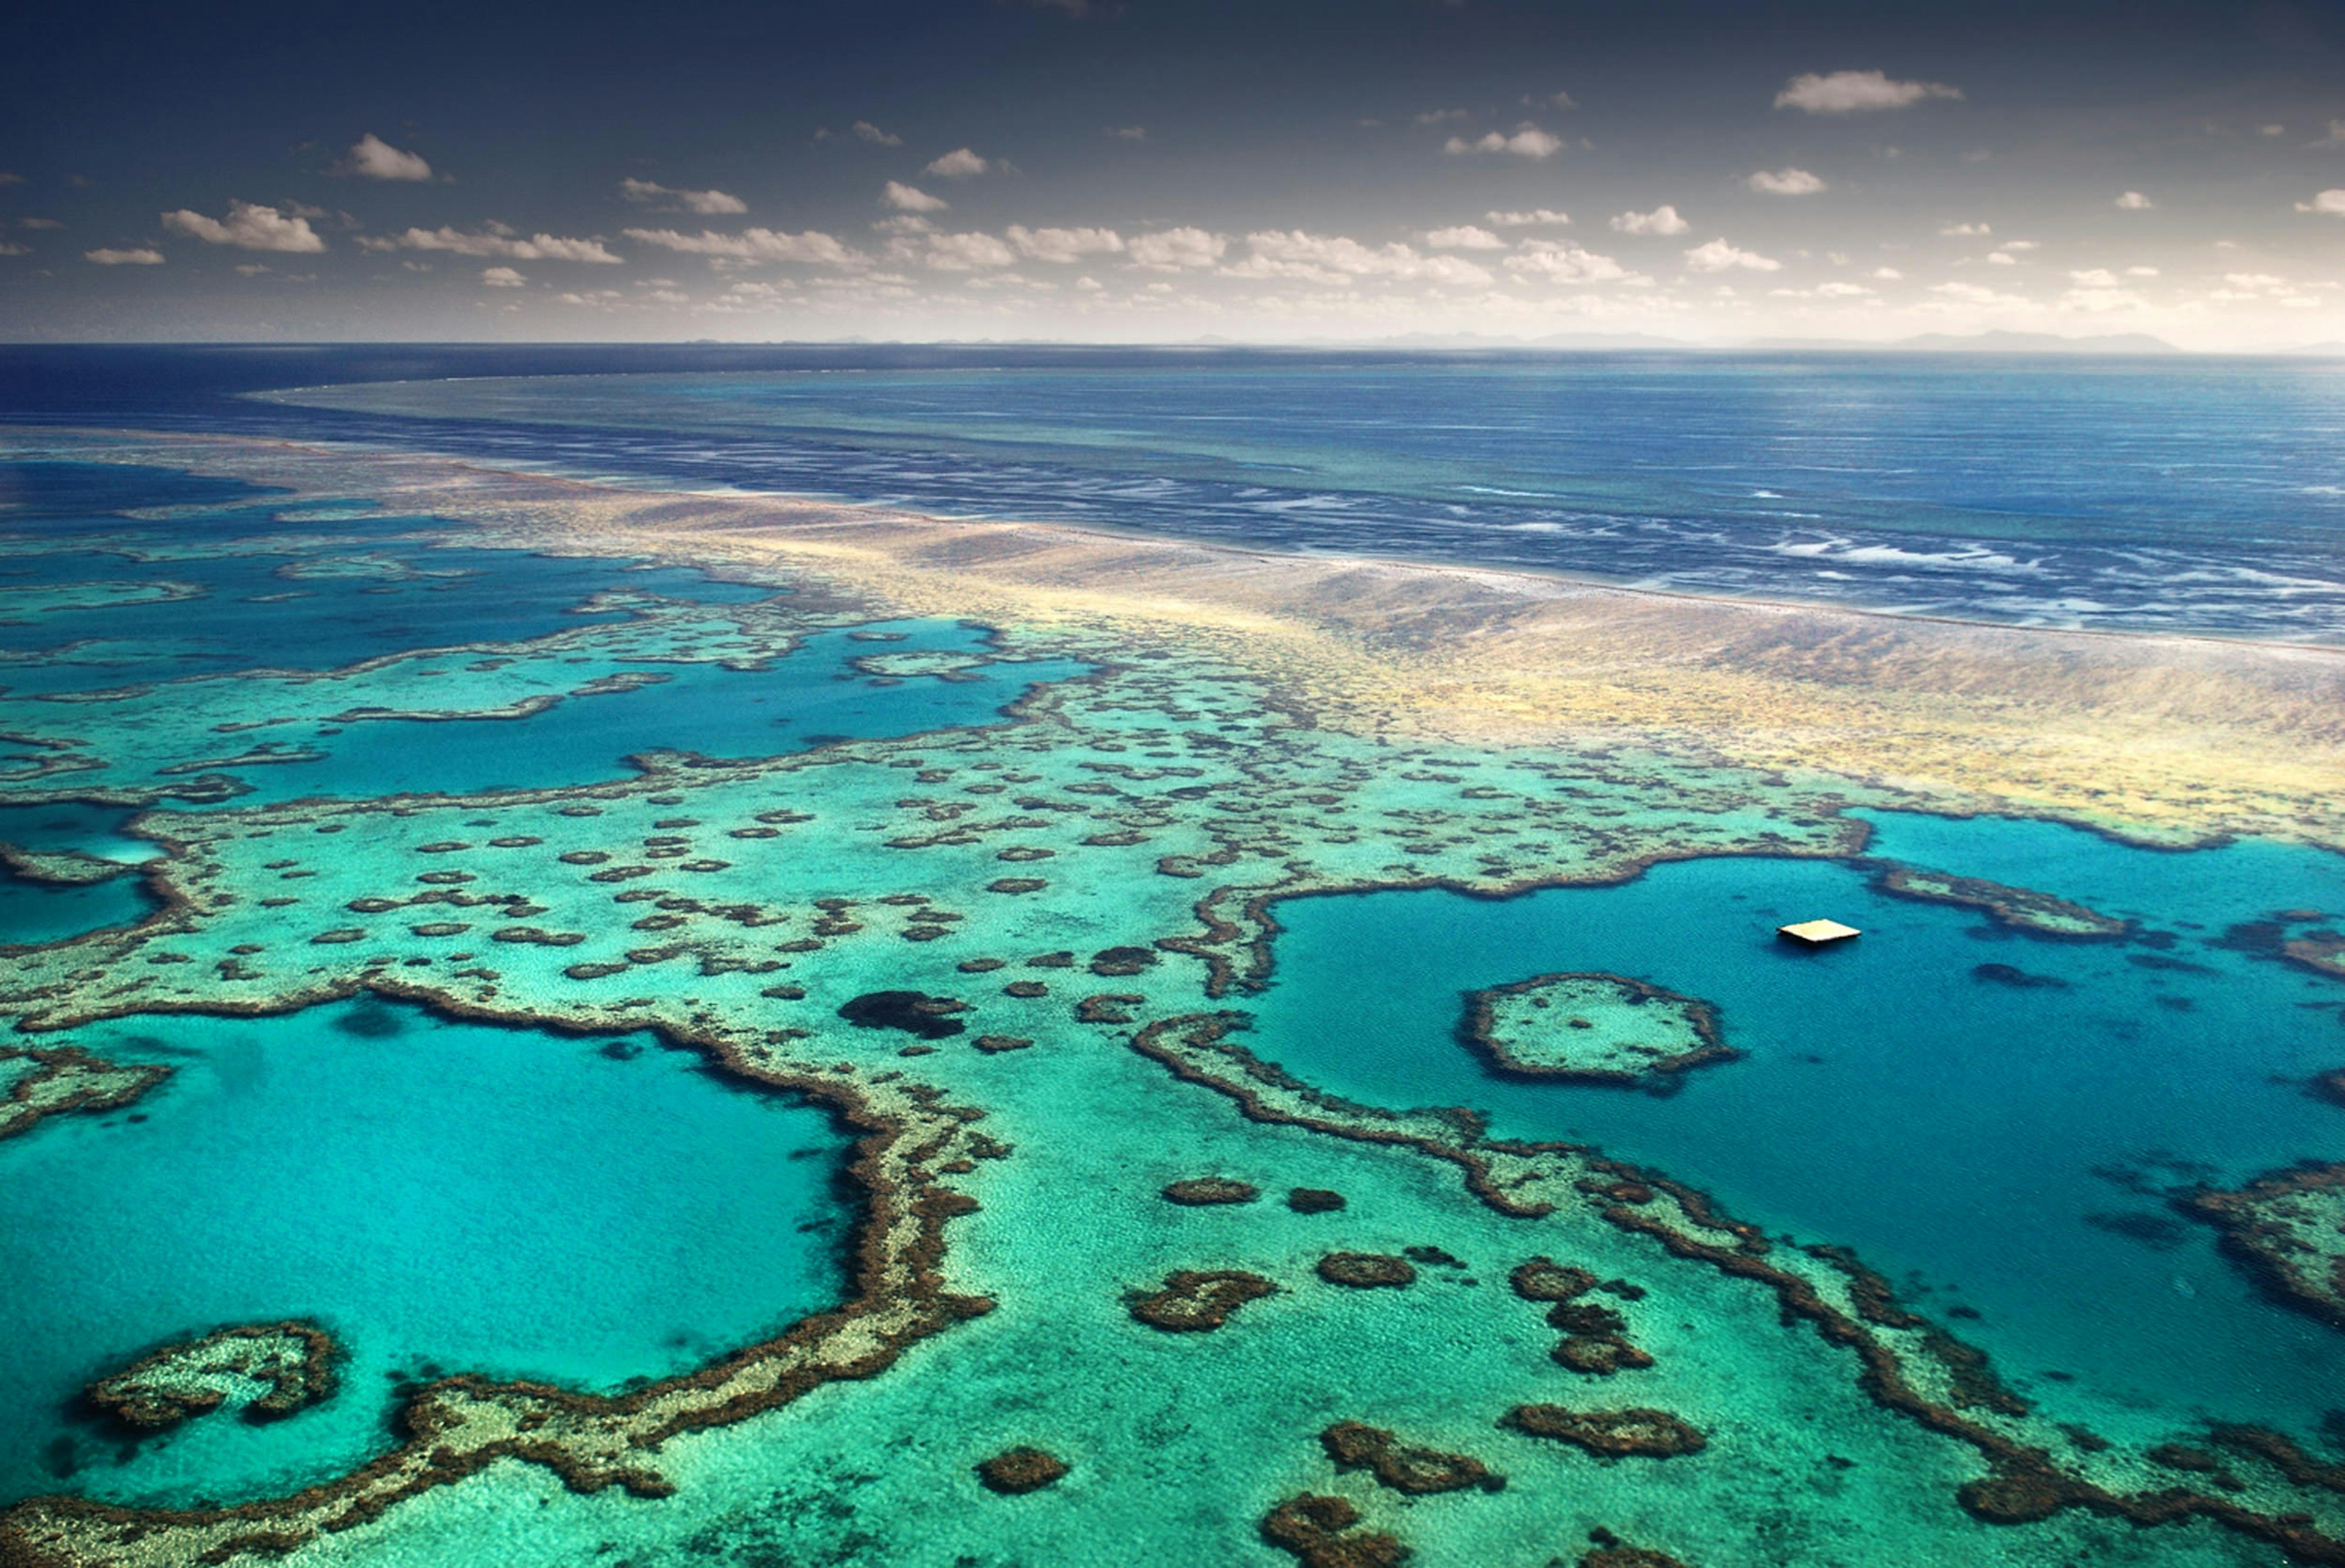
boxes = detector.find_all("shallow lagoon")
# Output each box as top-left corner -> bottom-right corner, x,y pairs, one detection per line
0,998 -> 854,1510
1254,808 -> 2345,1445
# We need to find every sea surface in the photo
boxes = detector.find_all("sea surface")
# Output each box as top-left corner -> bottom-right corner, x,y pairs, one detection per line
4,344 -> 2344,641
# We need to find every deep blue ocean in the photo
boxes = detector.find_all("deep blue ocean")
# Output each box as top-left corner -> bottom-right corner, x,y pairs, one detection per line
4,344 -> 2343,641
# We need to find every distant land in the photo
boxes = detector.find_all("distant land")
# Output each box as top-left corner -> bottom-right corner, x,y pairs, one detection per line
1276,327 -> 2189,355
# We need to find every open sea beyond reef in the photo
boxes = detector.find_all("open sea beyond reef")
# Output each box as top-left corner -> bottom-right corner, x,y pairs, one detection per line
1,346 -> 2343,1564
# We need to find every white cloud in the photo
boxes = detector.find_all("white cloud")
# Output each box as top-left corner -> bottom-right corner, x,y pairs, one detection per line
1127,227 -> 1226,269
1540,90 -> 1576,110
1770,281 -> 1875,299
2128,266 -> 2159,277
2060,287 -> 2148,313
2000,239 -> 2039,250
0,172 -> 21,186
1503,240 -> 1636,285
1425,225 -> 1505,250
2114,191 -> 2154,210
1940,222 -> 1990,236
1610,205 -> 1689,236
1775,70 -> 1963,114
622,227 -> 857,265
1006,224 -> 1123,263
85,247 -> 164,264
1228,230 -> 1492,286
1931,280 -> 2028,307
1444,125 -> 1563,159
2310,121 -> 2345,148
482,266 -> 527,287
1872,266 -> 1904,280
2068,268 -> 2122,286
21,218 -> 62,230
1486,208 -> 1571,227
1684,238 -> 1781,272
1747,167 -> 1826,195
342,132 -> 432,181
1107,125 -> 1146,140
853,120 -> 902,146
2262,123 -> 2288,137
1415,109 -> 1468,125
883,181 -> 949,212
234,262 -> 268,275
2296,189 -> 2345,216
0,241 -> 27,256
620,178 -> 747,215
2223,272 -> 2288,289
1987,252 -> 2018,266
925,147 -> 990,178
922,231 -> 1017,270
375,225 -> 620,262
161,200 -> 325,253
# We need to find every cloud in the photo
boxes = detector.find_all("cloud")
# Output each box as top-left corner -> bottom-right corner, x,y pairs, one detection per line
373,225 -> 620,261
1486,208 -> 1571,227
2060,287 -> 2148,313
1775,70 -> 1963,114
2296,189 -> 2345,215
1540,90 -> 1576,110
853,120 -> 903,146
1940,222 -> 1991,236
1747,167 -> 1826,195
0,172 -> 21,186
921,231 -> 1017,270
1107,125 -> 1146,140
1609,205 -> 1689,236
1415,109 -> 1468,125
161,200 -> 325,252
623,227 -> 858,265
1227,230 -> 1492,286
1987,251 -> 2018,266
2114,190 -> 2154,209
1425,225 -> 1505,250
86,247 -> 164,264
2309,120 -> 2345,148
341,132 -> 433,181
482,266 -> 527,287
0,241 -> 27,256
2068,268 -> 2123,286
20,218 -> 62,230
1684,238 -> 1781,272
883,181 -> 948,212
1006,224 -> 1123,262
925,147 -> 990,178
1769,281 -> 1875,299
2223,272 -> 2288,289
1445,125 -> 1563,159
1127,227 -> 1226,269
2126,266 -> 2159,277
1872,266 -> 1904,280
1503,239 -> 1637,285
620,178 -> 747,215
1930,280 -> 2027,307
2000,239 -> 2038,250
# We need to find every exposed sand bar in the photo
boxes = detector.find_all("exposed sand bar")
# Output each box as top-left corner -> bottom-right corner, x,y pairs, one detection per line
18,427 -> 2345,848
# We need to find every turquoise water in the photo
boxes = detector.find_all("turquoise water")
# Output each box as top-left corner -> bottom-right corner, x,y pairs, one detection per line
173,621 -> 1092,809
1252,810 -> 2345,1445
0,998 -> 854,1509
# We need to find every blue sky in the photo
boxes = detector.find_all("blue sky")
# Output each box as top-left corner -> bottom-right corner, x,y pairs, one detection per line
4,0 -> 2344,346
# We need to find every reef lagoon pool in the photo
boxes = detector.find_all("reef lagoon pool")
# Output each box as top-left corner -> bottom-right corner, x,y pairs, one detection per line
1251,808 -> 2345,1448
0,998 -> 856,1510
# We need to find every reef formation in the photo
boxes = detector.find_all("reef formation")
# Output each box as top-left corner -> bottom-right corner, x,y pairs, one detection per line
1,434 -> 2342,1568
1458,973 -> 1734,1090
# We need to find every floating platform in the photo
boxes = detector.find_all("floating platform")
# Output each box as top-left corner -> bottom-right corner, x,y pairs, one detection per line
1777,918 -> 1861,946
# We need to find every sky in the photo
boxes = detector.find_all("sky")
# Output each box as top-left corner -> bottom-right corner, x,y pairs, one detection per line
4,0 -> 2345,349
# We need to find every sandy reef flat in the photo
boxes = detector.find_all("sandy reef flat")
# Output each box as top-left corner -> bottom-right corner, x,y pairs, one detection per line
2,428 -> 2343,1568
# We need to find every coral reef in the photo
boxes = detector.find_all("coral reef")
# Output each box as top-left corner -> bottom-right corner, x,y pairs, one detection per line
2182,1162 -> 2345,1329
1500,1405 -> 1707,1459
1161,1178 -> 1260,1206
1319,1420 -> 1503,1495
0,1044 -> 170,1140
1127,1270 -> 1277,1332
1459,973 -> 1734,1090
975,1448 -> 1069,1495
1315,1253 -> 1416,1289
1260,1494 -> 1409,1568
1867,863 -> 2132,940
86,1322 -> 339,1429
